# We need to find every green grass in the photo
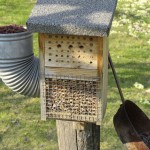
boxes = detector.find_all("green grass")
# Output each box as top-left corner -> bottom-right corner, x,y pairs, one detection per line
0,83 -> 58,149
0,0 -> 150,149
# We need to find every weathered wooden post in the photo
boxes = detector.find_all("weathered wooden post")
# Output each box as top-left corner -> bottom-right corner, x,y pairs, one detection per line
27,0 -> 117,149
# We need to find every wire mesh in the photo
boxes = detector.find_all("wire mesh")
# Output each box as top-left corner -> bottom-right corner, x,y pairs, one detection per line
42,75 -> 101,122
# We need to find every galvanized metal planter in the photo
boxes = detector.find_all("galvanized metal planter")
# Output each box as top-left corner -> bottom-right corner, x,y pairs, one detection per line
0,31 -> 40,97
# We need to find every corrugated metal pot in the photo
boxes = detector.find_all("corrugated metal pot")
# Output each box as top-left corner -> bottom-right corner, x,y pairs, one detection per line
0,31 -> 39,97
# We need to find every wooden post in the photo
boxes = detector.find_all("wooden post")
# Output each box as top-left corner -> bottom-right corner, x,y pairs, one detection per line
56,120 -> 100,150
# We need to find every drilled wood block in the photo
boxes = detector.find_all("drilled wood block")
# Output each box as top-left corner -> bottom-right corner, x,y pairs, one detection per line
45,34 -> 99,69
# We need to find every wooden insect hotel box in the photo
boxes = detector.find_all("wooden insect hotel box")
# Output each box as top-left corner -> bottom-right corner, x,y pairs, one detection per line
27,0 -> 117,125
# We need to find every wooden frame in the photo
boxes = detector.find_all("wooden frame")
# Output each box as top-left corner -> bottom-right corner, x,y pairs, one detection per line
39,33 -> 108,125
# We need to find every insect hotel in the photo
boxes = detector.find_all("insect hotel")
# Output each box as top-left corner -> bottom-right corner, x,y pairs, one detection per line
27,0 -> 117,125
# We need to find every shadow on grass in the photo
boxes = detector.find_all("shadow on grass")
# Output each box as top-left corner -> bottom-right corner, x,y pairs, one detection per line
0,80 -> 32,103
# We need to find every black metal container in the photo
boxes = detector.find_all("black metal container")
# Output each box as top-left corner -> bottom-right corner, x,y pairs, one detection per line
114,100 -> 150,150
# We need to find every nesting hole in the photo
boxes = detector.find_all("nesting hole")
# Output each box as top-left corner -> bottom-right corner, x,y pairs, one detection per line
68,45 -> 73,49
90,61 -> 93,64
49,59 -> 51,61
49,47 -> 51,50
89,37 -> 93,41
79,45 -> 84,49
57,44 -> 61,48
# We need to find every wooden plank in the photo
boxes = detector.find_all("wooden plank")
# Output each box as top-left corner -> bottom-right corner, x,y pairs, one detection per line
46,112 -> 97,117
44,34 -> 99,69
47,112 -> 97,123
96,37 -> 103,125
39,33 -> 46,120
100,37 -> 108,122
97,37 -> 103,76
45,67 -> 98,80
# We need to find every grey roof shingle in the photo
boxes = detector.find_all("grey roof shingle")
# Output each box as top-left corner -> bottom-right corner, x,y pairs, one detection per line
26,0 -> 117,36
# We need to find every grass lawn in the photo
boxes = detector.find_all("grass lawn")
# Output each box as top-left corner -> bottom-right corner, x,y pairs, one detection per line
0,0 -> 150,149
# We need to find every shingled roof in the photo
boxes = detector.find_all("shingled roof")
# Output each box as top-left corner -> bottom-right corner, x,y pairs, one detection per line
26,0 -> 117,36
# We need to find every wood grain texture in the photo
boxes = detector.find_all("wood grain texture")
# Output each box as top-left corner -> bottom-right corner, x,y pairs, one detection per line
101,37 -> 108,121
97,37 -> 103,77
45,67 -> 98,80
125,142 -> 149,150
56,120 -> 100,150
96,37 -> 103,125
39,33 -> 46,120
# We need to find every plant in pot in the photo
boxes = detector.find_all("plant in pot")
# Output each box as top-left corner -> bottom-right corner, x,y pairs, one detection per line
0,25 -> 39,97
